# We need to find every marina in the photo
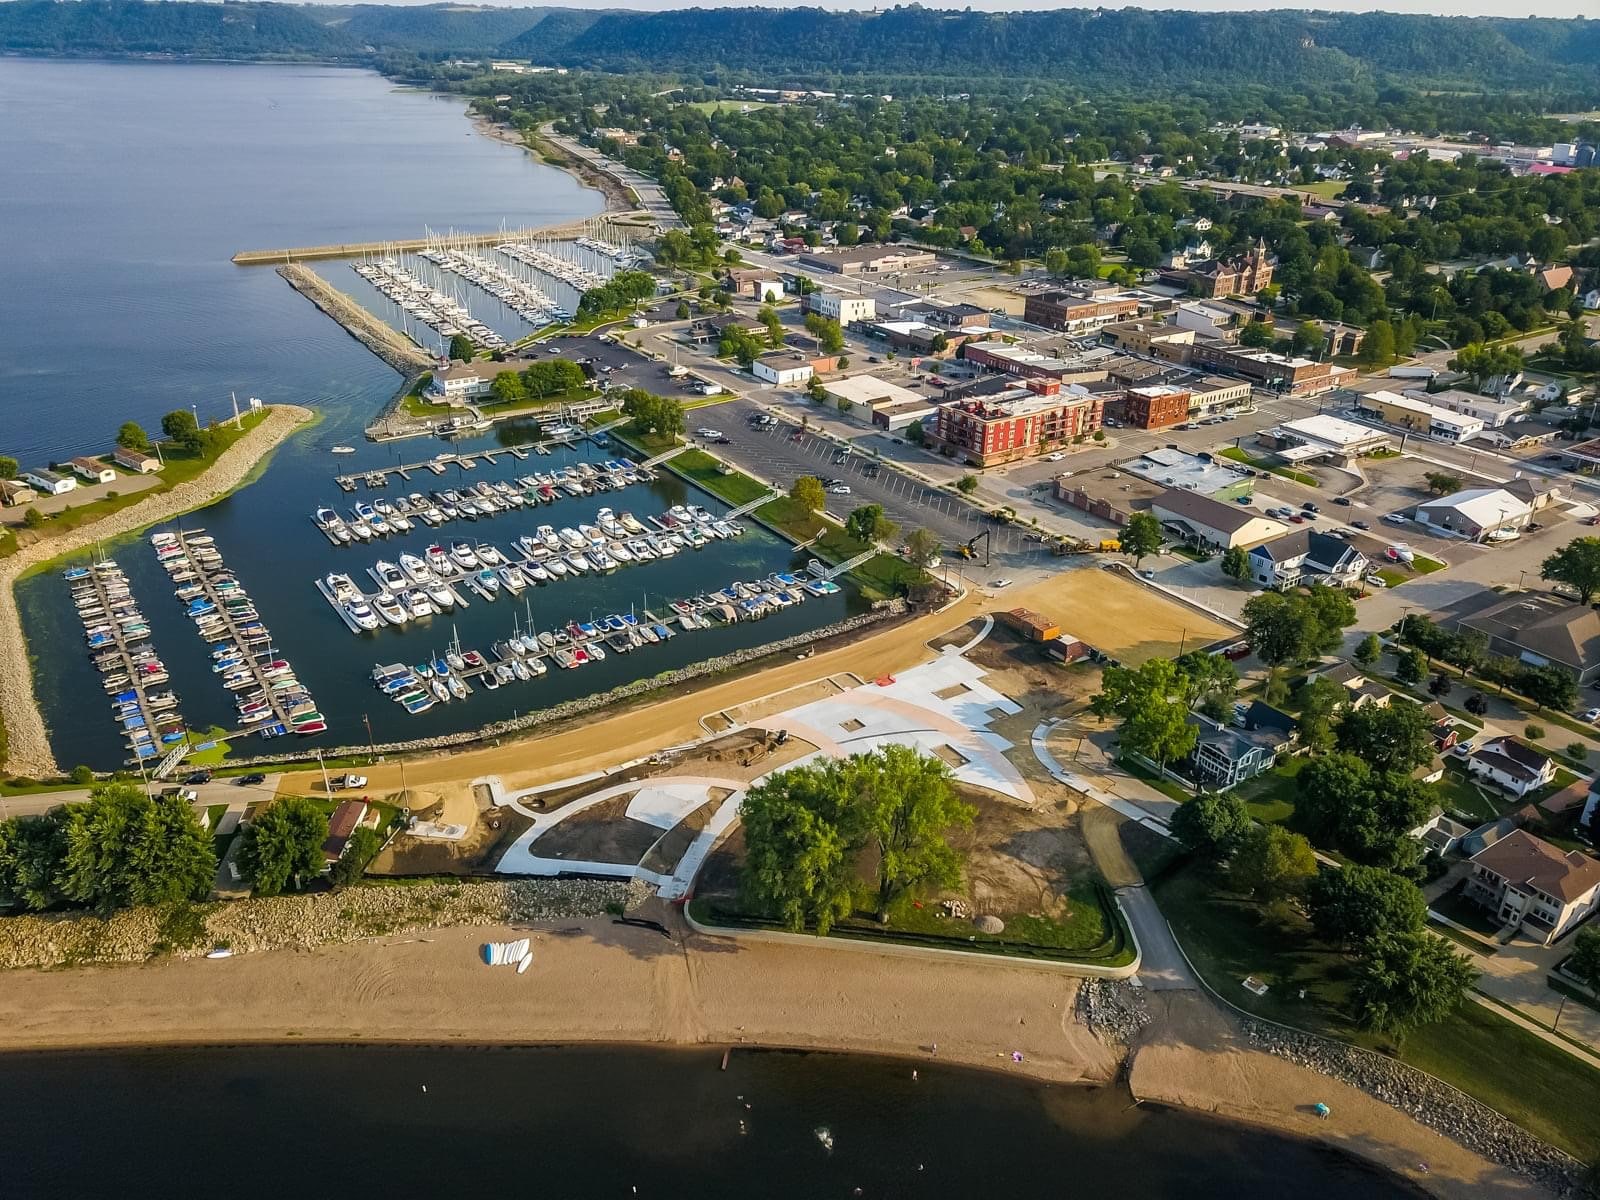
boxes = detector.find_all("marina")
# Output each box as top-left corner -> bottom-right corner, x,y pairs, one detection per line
315,460 -> 651,544
313,502 -> 750,632
152,531 -> 326,740
364,568 -> 842,716
64,560 -> 187,762
352,256 -> 507,351
331,435 -> 609,492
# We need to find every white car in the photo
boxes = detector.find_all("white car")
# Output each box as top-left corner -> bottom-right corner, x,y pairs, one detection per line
696,428 -> 723,439
1364,573 -> 1388,589
1045,452 -> 1065,461
1584,708 -> 1600,723
1383,513 -> 1408,525
990,578 -> 1013,589
828,484 -> 851,495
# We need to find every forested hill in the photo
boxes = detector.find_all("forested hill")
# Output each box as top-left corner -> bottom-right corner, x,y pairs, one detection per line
544,7 -> 1600,90
2,0 -> 1600,95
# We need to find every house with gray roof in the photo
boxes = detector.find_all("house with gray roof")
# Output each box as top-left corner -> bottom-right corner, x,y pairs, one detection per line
1249,528 -> 1367,590
1186,711 -> 1289,789
1454,592 -> 1600,684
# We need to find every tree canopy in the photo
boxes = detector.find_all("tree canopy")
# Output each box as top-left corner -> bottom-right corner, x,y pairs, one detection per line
1541,537 -> 1600,606
238,797 -> 328,897
1307,864 -> 1427,946
1120,511 -> 1163,567
790,475 -> 826,513
1351,930 -> 1475,1039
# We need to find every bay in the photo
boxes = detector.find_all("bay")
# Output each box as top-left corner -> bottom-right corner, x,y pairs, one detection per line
0,1045 -> 1419,1198
3,59 -> 852,769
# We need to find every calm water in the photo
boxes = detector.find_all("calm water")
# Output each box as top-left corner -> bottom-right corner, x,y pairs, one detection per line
4,60 -> 850,768
0,1046 -> 1417,1199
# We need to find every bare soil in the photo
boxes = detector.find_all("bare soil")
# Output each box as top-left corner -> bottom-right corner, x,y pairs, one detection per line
374,806 -> 534,877
530,794 -> 662,865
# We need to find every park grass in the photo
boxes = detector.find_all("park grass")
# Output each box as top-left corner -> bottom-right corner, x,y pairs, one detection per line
1217,446 -> 1319,487
850,552 -> 928,602
685,99 -> 775,114
1294,179 -> 1349,199
671,449 -> 771,507
1434,765 -> 1505,823
479,385 -> 598,419
1156,860 -> 1600,1161
5,410 -> 271,561
182,727 -> 234,768
1234,755 -> 1309,825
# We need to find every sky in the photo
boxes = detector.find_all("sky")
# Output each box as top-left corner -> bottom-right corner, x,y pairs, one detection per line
343,1 -> 1597,18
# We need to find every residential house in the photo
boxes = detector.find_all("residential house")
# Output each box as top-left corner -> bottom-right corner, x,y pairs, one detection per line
1309,661 -> 1393,710
1186,711 -> 1288,789
1454,592 -> 1600,684
722,269 -> 784,301
1539,265 -> 1575,292
0,480 -> 37,507
1465,829 -> 1600,944
1466,736 -> 1555,799
67,457 -> 116,485
1411,812 -> 1469,856
323,799 -> 371,864
426,359 -> 529,405
112,446 -> 160,474
1248,529 -> 1368,590
21,468 -> 74,496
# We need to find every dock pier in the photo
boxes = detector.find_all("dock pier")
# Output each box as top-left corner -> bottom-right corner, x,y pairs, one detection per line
276,264 -> 434,374
232,215 -> 647,266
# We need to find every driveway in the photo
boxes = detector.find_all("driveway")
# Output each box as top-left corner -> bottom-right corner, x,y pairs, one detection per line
1474,936 -> 1600,1066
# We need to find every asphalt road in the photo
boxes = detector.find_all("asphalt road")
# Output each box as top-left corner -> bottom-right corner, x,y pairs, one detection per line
702,398 -> 1062,575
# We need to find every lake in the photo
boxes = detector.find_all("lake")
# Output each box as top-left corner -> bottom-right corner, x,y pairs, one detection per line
2,59 -> 852,769
0,1045 -> 1418,1198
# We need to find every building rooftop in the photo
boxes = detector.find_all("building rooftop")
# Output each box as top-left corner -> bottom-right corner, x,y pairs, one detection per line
1150,487 -> 1265,536
1275,414 -> 1388,448
942,387 -> 1094,420
1121,448 -> 1251,496
1457,592 -> 1600,674
1472,829 -> 1600,903
825,374 -> 923,407
1419,486 -> 1533,525
1408,387 -> 1526,414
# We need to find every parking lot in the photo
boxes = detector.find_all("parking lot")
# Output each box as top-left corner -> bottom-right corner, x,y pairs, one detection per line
697,398 -> 1071,578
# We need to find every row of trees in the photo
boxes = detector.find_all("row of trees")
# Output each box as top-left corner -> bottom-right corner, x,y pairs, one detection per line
740,745 -> 975,932
1397,615 -> 1577,713
618,389 -> 686,439
576,270 -> 656,322
487,358 -> 590,407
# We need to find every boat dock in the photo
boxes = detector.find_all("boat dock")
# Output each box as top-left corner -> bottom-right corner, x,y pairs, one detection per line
64,560 -> 188,763
317,461 -> 650,544
152,530 -> 325,740
232,215 -> 640,266
333,436 -> 600,492
276,264 -> 435,374
365,570 -> 842,717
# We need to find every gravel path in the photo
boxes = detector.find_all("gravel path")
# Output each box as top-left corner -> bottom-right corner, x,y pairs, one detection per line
0,405 -> 314,779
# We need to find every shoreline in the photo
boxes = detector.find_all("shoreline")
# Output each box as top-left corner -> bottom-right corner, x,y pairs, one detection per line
0,920 -> 1546,1199
467,111 -> 636,215
0,404 -> 315,779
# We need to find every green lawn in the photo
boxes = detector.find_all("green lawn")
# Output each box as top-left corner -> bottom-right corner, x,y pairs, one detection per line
1157,860 -> 1600,1160
9,409 -> 275,564
1234,756 -> 1308,825
479,385 -> 598,419
1412,555 -> 1446,574
1434,765 -> 1504,823
850,552 -> 929,602
670,449 -> 771,506
1376,567 -> 1409,587
1294,179 -> 1349,199
1217,446 -> 1318,488
1118,755 -> 1196,804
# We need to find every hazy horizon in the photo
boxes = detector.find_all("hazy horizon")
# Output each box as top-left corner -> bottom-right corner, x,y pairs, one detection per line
302,0 -> 1597,20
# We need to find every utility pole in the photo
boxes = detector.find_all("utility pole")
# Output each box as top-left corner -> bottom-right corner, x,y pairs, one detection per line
317,747 -> 331,796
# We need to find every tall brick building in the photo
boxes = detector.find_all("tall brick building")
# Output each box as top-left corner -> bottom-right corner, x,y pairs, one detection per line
1187,239 -> 1275,298
1121,384 -> 1192,429
1022,283 -> 1142,334
932,382 -> 1105,467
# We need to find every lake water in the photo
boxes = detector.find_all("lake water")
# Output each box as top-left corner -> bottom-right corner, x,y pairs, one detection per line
3,59 -> 851,769
0,1045 -> 1418,1198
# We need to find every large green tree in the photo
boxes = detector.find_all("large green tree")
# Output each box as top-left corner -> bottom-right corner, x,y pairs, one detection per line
116,422 -> 149,452
161,409 -> 204,454
56,785 -> 215,913
1541,537 -> 1600,605
845,503 -> 897,544
1241,585 -> 1355,667
329,825 -> 386,888
1351,931 -> 1476,1039
0,813 -> 66,911
1335,699 -> 1434,774
447,333 -> 475,363
238,797 -> 328,897
1307,864 -> 1427,947
1231,824 -> 1317,901
1091,657 -> 1199,770
855,744 -> 975,919
1296,751 -> 1433,868
791,475 -> 826,513
1120,511 -> 1163,568
1567,926 -> 1600,995
1169,790 -> 1251,859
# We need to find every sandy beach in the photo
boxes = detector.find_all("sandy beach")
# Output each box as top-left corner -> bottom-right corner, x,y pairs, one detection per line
0,917 -> 1551,1199
0,404 -> 313,779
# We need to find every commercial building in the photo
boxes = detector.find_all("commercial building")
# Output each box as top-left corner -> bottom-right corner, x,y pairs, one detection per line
1454,592 -> 1600,683
1465,829 -> 1600,944
823,375 -> 935,430
1022,283 -> 1143,334
959,340 -> 1110,385
1171,302 -> 1236,335
1121,384 -> 1191,430
1166,240 -> 1275,299
1149,489 -> 1289,551
427,359 -> 527,404
931,384 -> 1104,467
722,269 -> 784,301
1187,375 -> 1254,414
804,293 -> 876,324
1354,390 -> 1483,443
1120,448 -> 1254,501
796,245 -> 937,275
1414,487 -> 1532,540
750,352 -> 814,387
1258,414 -> 1391,466
1248,529 -> 1368,590
1403,387 -> 1529,429
1099,320 -> 1196,363
1054,470 -> 1167,527
1189,342 -> 1342,396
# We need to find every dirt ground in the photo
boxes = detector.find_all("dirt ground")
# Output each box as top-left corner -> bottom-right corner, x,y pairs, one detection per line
531,794 -> 663,865
374,806 -> 533,876
1012,569 -> 1235,664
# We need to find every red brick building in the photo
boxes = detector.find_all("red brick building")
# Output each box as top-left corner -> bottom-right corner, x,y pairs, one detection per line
1121,384 -> 1191,430
931,383 -> 1104,467
1022,285 -> 1142,334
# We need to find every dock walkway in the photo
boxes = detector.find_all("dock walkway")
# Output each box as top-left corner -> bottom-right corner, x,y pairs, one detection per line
66,560 -> 187,765
233,215 -> 646,266
334,435 -> 605,492
153,530 -> 323,742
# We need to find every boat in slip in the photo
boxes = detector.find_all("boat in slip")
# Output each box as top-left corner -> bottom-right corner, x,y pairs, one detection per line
376,560 -> 408,592
477,543 -> 506,567
374,592 -> 408,626
447,673 -> 470,700
346,599 -> 382,631
450,541 -> 480,570
565,552 -> 592,574
326,573 -> 362,604
425,582 -> 456,610
497,566 -> 527,594
400,553 -> 431,584
404,590 -> 435,619
425,543 -> 451,574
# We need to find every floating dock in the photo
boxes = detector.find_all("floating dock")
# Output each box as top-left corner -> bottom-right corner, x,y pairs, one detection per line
333,436 -> 605,491
152,530 -> 325,740
231,215 -> 635,266
65,560 -> 188,763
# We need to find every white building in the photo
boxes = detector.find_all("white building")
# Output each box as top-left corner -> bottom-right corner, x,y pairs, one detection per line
1414,487 -> 1533,541
1268,414 -> 1391,463
1356,390 -> 1484,443
67,457 -> 117,485
426,360 -> 527,404
805,293 -> 876,324
751,355 -> 814,386
21,468 -> 74,496
1403,387 -> 1528,429
1171,302 -> 1235,335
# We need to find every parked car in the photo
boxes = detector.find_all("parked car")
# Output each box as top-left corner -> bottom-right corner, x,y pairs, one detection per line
1045,452 -> 1066,461
1351,520 -> 1370,530
828,484 -> 851,495
331,774 -> 367,791
183,770 -> 212,785
695,428 -> 723,439
236,773 -> 267,787
1364,573 -> 1388,589
1584,708 -> 1600,724
1333,496 -> 1352,506
990,578 -> 1014,589
1453,740 -> 1475,756
1301,501 -> 1319,513
1383,513 -> 1407,525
